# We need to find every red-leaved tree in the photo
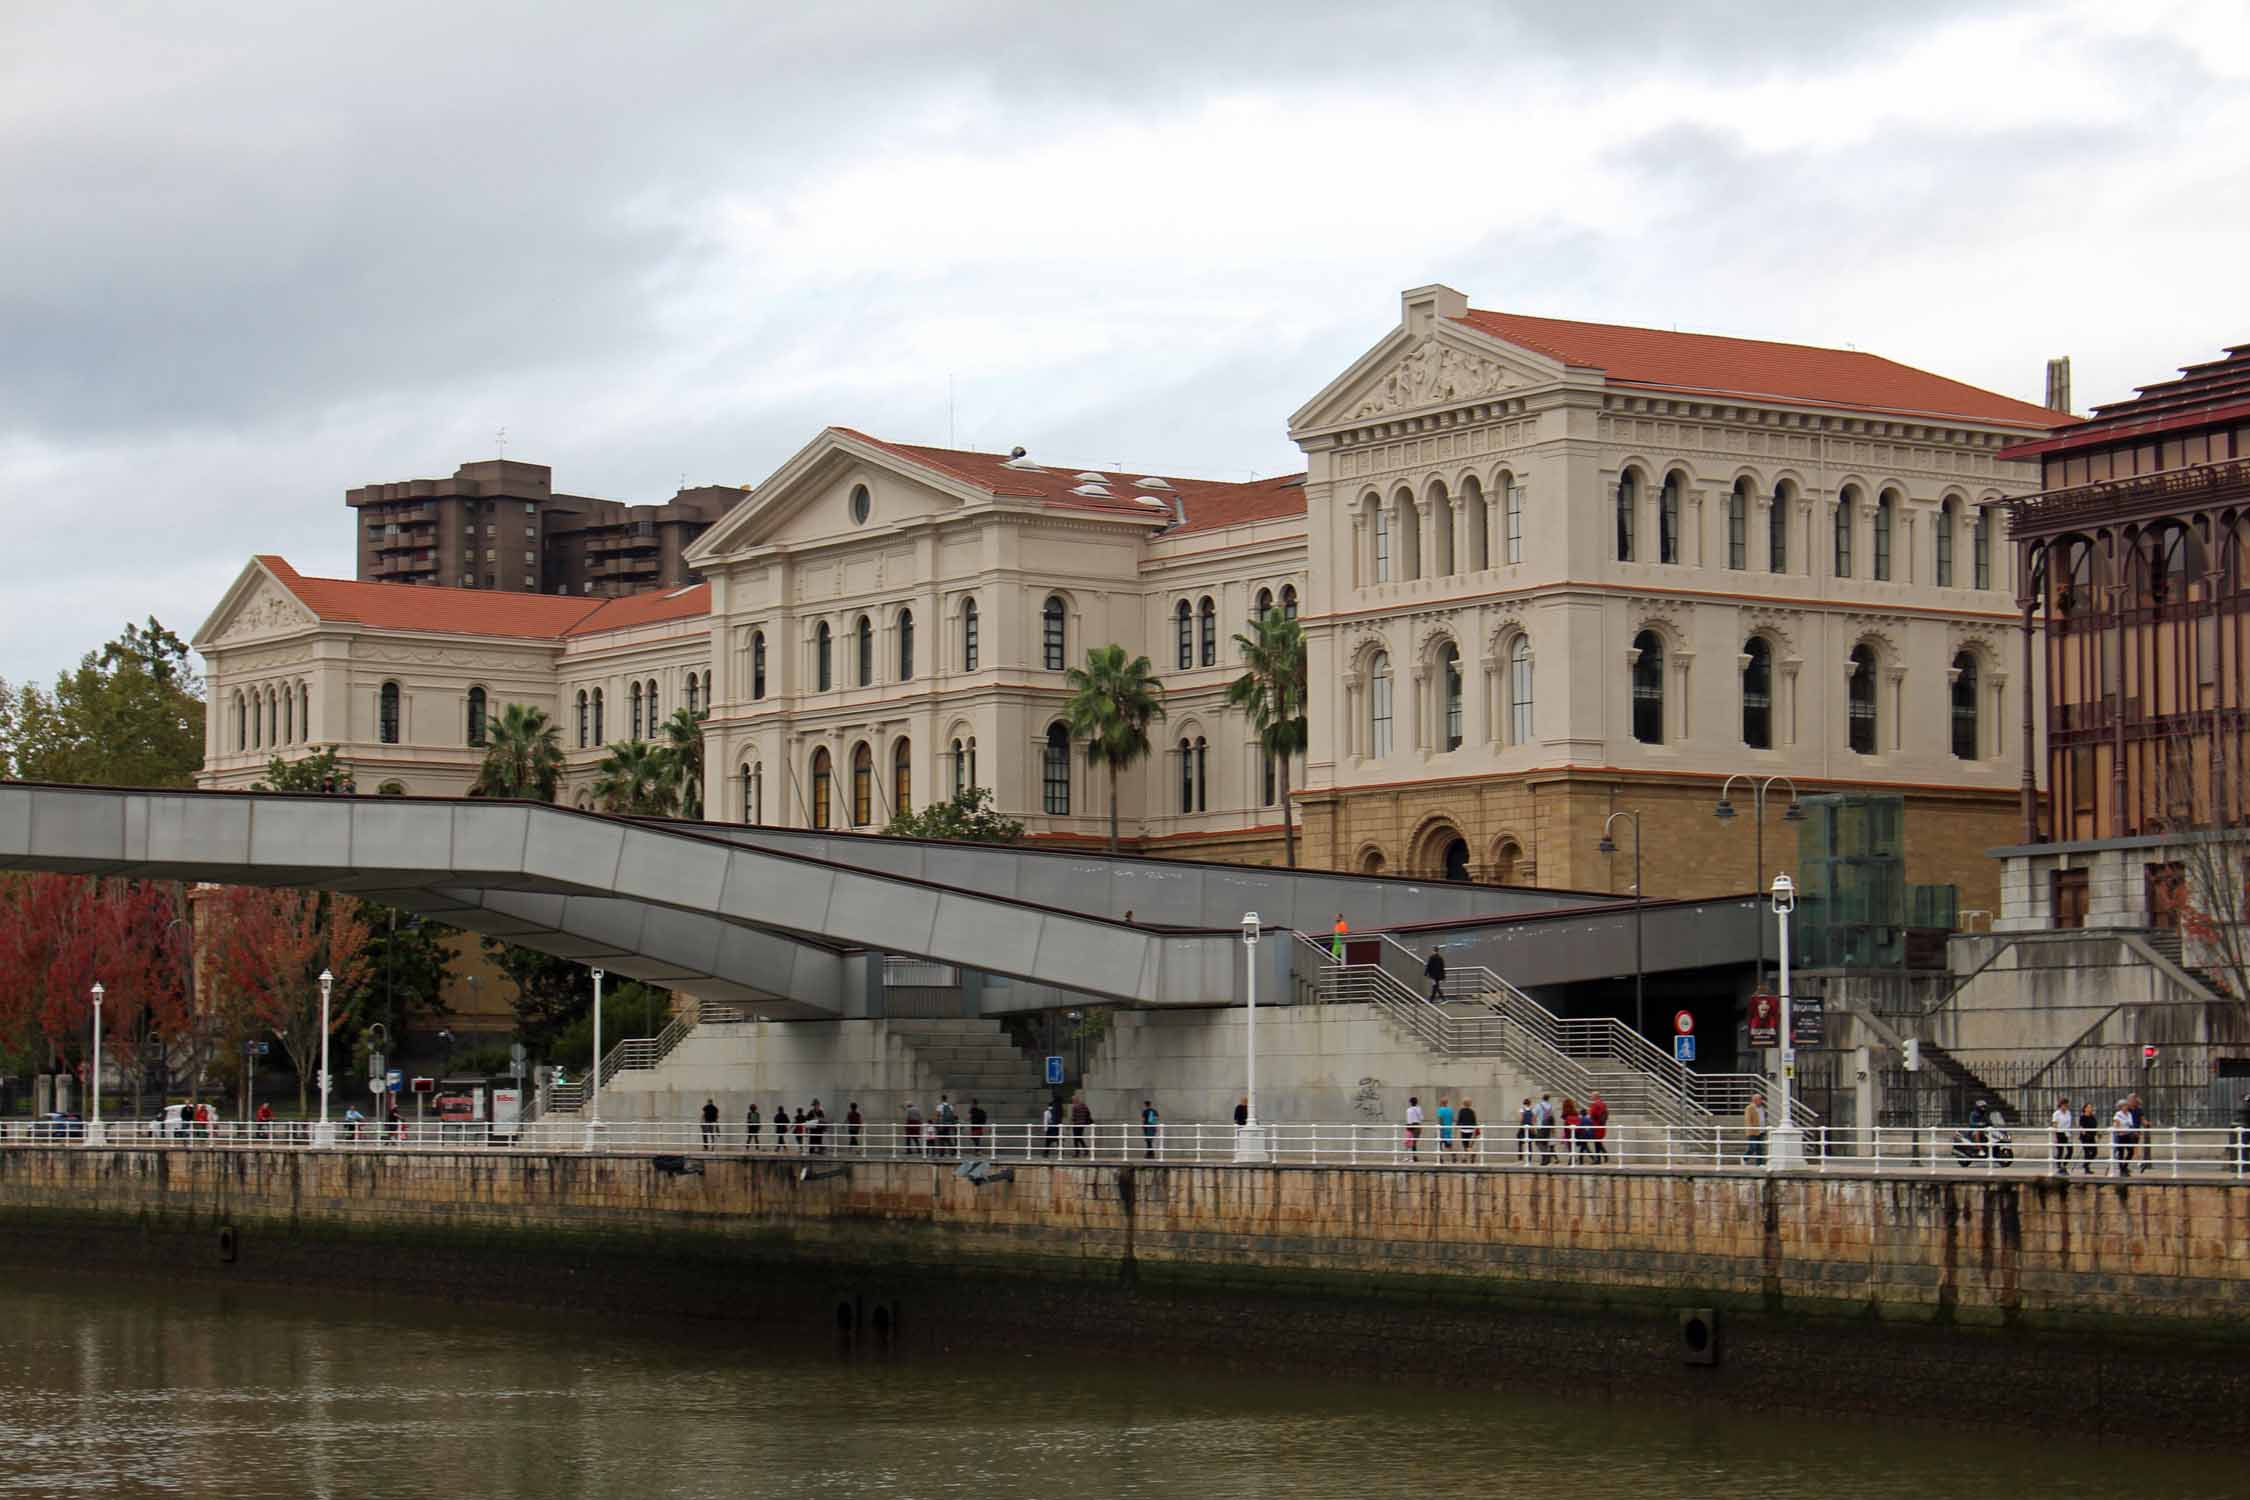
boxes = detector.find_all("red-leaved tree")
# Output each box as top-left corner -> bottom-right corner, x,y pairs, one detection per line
0,874 -> 192,1110
204,886 -> 374,1112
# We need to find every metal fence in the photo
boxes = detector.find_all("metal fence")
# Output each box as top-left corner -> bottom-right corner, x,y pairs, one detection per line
1881,1047 -> 2250,1129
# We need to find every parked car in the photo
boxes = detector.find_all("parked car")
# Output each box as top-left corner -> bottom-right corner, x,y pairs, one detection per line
34,1112 -> 85,1142
434,1094 -> 478,1123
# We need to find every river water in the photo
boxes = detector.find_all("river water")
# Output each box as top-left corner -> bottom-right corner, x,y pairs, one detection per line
0,1271 -> 2233,1499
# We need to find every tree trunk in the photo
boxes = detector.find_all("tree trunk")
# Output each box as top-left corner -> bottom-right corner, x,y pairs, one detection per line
1108,758 -> 1121,855
1279,749 -> 1296,868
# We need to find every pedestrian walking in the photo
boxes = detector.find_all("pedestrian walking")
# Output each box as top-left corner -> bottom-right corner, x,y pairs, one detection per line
936,1095 -> 958,1156
847,1101 -> 863,1151
1233,1096 -> 1249,1128
968,1098 -> 988,1154
771,1103 -> 788,1152
1536,1092 -> 1557,1165
1587,1093 -> 1609,1164
1405,1095 -> 1424,1159
1517,1096 -> 1534,1163
1436,1095 -> 1456,1158
905,1100 -> 924,1156
344,1105 -> 364,1143
808,1099 -> 827,1155
1458,1098 -> 1480,1160
793,1107 -> 807,1153
1331,912 -> 1349,961
1141,1099 -> 1161,1160
385,1099 -> 402,1142
746,1102 -> 760,1149
2077,1100 -> 2099,1174
2049,1096 -> 2073,1175
1070,1095 -> 1093,1158
2129,1093 -> 2151,1174
2111,1098 -> 2135,1176
701,1097 -> 719,1148
1743,1094 -> 1768,1165
1042,1097 -> 1062,1158
255,1101 -> 274,1142
1561,1097 -> 1583,1164
1424,948 -> 1447,1004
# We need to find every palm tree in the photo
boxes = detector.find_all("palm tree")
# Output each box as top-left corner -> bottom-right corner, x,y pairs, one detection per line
470,703 -> 566,802
1062,644 -> 1165,855
656,706 -> 708,820
591,739 -> 678,816
1228,608 -> 1308,867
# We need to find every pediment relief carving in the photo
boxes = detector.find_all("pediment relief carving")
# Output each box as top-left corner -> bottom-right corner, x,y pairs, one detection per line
1351,337 -> 1521,420
215,586 -> 314,643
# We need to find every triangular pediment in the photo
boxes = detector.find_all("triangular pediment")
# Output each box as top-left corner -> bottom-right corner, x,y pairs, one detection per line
193,559 -> 318,651
688,428 -> 988,565
1291,323 -> 1562,436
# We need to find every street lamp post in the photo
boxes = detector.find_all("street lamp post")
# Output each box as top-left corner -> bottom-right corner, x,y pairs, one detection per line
88,983 -> 104,1147
1714,775 -> 1803,991
1234,912 -> 1267,1163
1769,874 -> 1804,1169
1597,812 -> 1646,1037
587,967 -> 605,1151
314,969 -> 334,1146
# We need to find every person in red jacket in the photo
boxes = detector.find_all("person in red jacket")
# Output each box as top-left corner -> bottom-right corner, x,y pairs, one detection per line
254,1101 -> 274,1142
1587,1093 -> 1610,1165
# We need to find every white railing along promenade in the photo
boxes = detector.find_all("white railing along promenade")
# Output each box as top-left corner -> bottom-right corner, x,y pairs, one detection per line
19,1115 -> 2248,1179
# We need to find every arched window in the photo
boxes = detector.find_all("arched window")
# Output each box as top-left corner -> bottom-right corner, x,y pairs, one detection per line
1742,637 -> 1773,749
897,608 -> 915,681
630,682 -> 643,739
810,748 -> 832,829
1874,489 -> 1896,581
1509,636 -> 1533,745
282,687 -> 294,746
1440,642 -> 1463,751
1951,652 -> 1979,760
850,741 -> 873,825
950,737 -> 967,799
268,690 -> 279,747
816,623 -> 833,691
1369,652 -> 1393,758
686,674 -> 699,714
1374,503 -> 1391,583
1504,478 -> 1525,565
1727,481 -> 1749,569
1770,482 -> 1791,574
855,616 -> 873,686
1394,491 -> 1421,581
966,736 -> 977,791
752,630 -> 767,699
379,681 -> 401,745
1936,499 -> 1957,587
1630,632 -> 1664,745
467,686 -> 488,747
702,671 -> 711,708
591,687 -> 604,744
233,691 -> 246,750
1042,596 -> 1066,670
1177,737 -> 1195,813
961,597 -> 980,672
739,764 -> 753,824
1616,470 -> 1638,561
1463,475 -> 1489,572
576,690 -> 589,749
1198,596 -> 1216,666
892,738 -> 911,816
1973,505 -> 1994,589
1262,748 -> 1277,806
1042,723 -> 1071,814
646,679 -> 658,726
247,690 -> 260,750
1848,644 -> 1878,755
1834,489 -> 1856,578
1281,585 -> 1297,620
1659,473 -> 1682,564
1255,587 -> 1273,619
1193,736 -> 1208,811
1175,600 -> 1193,669
298,683 -> 310,743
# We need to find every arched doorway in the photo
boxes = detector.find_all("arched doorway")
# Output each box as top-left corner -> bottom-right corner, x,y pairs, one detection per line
1441,838 -> 1471,882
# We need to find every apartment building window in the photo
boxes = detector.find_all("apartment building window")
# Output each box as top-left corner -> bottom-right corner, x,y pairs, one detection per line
1255,587 -> 1273,620
1874,490 -> 1896,581
282,689 -> 293,746
816,623 -> 833,691
811,748 -> 833,829
1847,644 -> 1878,755
1042,596 -> 1066,670
1616,471 -> 1637,561
897,609 -> 915,680
751,631 -> 767,699
1042,723 -> 1071,814
1193,737 -> 1208,811
851,742 -> 873,826
1658,473 -> 1681,564
741,764 -> 760,824
893,738 -> 911,816
1369,652 -> 1393,758
1728,481 -> 1749,569
686,674 -> 699,715
1198,596 -> 1216,667
1440,642 -> 1463,751
1175,600 -> 1193,669
1630,632 -> 1664,745
1770,483 -> 1791,573
961,598 -> 980,671
1834,491 -> 1855,577
1742,637 -> 1773,749
1509,636 -> 1534,745
1281,585 -> 1297,620
233,692 -> 246,750
576,691 -> 589,749
646,679 -> 658,727
951,737 -> 968,798
1973,506 -> 1993,589
1936,499 -> 1957,586
466,686 -> 488,747
855,615 -> 874,686
379,682 -> 401,745
1951,651 -> 1979,760
1504,484 -> 1524,564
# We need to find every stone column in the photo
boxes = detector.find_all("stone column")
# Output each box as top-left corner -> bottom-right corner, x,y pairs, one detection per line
1673,649 -> 1695,741
1413,496 -> 1435,580
1781,657 -> 1803,746
1886,665 -> 1908,753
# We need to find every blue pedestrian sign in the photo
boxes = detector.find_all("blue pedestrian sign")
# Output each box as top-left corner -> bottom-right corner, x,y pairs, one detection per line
385,1068 -> 404,1093
1044,1055 -> 1065,1086
1673,1034 -> 1696,1063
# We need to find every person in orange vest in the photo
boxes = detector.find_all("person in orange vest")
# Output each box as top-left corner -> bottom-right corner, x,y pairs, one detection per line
1331,913 -> 1349,960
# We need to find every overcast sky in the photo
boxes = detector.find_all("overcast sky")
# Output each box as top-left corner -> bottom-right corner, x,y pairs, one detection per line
2,0 -> 2245,686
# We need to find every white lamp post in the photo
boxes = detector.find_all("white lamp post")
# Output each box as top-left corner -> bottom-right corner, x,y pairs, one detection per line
314,968 -> 334,1146
88,982 -> 104,1147
1233,913 -> 1268,1163
1769,874 -> 1804,1169
587,966 -> 605,1152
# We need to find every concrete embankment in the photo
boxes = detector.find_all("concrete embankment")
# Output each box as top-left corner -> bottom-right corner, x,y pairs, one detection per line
3,1149 -> 2247,1437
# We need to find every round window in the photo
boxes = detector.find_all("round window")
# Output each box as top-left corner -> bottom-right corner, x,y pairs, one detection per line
850,485 -> 871,525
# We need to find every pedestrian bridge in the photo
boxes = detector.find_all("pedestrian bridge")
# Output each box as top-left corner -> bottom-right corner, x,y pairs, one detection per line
0,784 -> 1762,1017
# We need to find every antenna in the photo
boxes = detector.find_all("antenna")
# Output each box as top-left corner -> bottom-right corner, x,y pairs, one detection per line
496,426 -> 507,459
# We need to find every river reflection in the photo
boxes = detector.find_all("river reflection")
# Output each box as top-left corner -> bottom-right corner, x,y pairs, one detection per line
0,1270 -> 2232,1499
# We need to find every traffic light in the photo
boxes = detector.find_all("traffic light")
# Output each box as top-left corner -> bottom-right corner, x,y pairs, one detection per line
1903,1038 -> 1921,1073
2143,1044 -> 2160,1069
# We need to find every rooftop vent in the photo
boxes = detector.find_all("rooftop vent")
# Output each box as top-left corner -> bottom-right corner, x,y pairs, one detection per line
1074,471 -> 1108,483
1134,495 -> 1170,508
1134,476 -> 1176,491
1002,447 -> 1045,470
1070,483 -> 1114,498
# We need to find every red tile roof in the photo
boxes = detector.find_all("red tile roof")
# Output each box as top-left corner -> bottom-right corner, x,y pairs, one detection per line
1457,310 -> 2066,429
254,557 -> 708,642
835,429 -> 1305,533
1998,343 -> 2250,459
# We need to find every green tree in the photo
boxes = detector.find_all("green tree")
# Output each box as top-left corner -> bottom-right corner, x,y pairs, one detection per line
1063,644 -> 1164,854
655,706 -> 707,819
591,739 -> 678,816
548,980 -> 673,1072
883,786 -> 1025,844
469,703 -> 566,801
485,941 -> 590,1056
350,906 -> 457,1047
0,617 -> 204,788
250,745 -> 353,793
1227,608 -> 1310,868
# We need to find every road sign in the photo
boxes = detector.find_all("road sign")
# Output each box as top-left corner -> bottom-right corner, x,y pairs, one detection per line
368,1079 -> 385,1095
1673,1034 -> 1696,1064
1747,992 -> 1781,1049
1044,1055 -> 1065,1086
385,1068 -> 402,1089
410,1076 -> 436,1094
1673,1010 -> 1695,1036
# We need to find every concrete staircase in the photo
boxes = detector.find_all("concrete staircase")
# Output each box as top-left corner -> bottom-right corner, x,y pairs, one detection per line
881,1019 -> 1048,1120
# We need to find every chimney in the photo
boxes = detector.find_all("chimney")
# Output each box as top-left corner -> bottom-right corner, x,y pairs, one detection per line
2045,356 -> 2072,415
